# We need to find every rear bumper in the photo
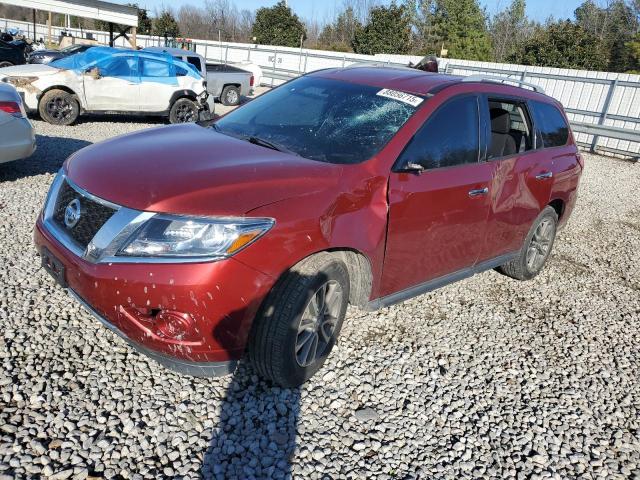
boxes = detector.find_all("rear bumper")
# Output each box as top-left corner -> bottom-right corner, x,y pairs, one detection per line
0,116 -> 36,164
34,218 -> 275,375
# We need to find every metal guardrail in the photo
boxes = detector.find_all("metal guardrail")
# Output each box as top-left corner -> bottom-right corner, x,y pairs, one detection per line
571,122 -> 640,144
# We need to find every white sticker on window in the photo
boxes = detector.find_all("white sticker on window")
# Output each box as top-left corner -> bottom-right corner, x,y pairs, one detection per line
376,88 -> 424,107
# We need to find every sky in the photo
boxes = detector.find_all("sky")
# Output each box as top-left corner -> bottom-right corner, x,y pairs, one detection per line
130,0 -> 588,23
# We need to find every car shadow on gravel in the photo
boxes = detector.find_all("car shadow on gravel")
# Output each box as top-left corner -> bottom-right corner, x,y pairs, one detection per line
200,274 -> 314,479
0,135 -> 92,182
73,114 -> 168,126
200,363 -> 300,479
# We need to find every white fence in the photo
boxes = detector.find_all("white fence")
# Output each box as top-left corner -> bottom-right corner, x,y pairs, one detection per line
3,16 -> 640,159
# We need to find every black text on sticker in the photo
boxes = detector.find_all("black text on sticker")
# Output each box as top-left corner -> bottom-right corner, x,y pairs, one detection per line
376,89 -> 424,107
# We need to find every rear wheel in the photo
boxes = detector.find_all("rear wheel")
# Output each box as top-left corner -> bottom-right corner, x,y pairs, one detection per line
498,206 -> 558,280
38,89 -> 79,126
248,253 -> 350,388
221,85 -> 240,106
169,98 -> 199,124
0,61 -> 13,68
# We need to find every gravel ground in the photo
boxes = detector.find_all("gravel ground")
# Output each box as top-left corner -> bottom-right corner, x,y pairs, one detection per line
0,112 -> 639,480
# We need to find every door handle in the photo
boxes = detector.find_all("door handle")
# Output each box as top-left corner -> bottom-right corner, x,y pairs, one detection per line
468,187 -> 489,197
535,171 -> 553,180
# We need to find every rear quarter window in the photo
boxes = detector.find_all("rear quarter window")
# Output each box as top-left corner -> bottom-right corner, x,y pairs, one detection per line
186,57 -> 201,70
531,101 -> 570,148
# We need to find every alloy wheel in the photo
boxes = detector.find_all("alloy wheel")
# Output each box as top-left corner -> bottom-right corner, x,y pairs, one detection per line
526,218 -> 554,272
46,96 -> 73,121
175,103 -> 197,123
295,280 -> 344,367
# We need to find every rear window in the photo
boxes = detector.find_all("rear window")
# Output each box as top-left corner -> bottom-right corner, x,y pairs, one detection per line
531,101 -> 570,148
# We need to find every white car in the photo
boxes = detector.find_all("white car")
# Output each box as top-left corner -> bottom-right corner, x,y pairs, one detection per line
0,47 -> 209,125
0,82 -> 35,164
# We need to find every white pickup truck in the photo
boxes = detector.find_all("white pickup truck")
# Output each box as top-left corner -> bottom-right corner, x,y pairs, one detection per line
145,47 -> 260,106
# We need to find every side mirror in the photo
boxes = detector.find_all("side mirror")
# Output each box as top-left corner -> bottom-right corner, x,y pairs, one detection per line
86,66 -> 101,79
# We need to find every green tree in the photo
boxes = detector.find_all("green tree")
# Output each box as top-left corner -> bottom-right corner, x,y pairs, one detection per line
352,3 -> 411,55
511,20 -> 608,70
490,0 -> 530,62
251,1 -> 306,47
318,7 -> 361,51
575,0 -> 638,72
405,0 -> 439,53
431,0 -> 493,61
628,33 -> 640,72
154,9 -> 180,38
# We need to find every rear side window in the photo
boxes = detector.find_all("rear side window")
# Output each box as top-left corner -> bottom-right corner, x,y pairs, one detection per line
531,101 -> 569,148
398,95 -> 479,170
186,57 -> 201,70
96,56 -> 138,78
141,59 -> 170,78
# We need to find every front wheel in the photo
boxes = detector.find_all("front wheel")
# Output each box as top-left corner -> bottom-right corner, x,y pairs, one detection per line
248,253 -> 350,388
169,98 -> 199,124
38,89 -> 80,126
0,61 -> 13,68
498,206 -> 558,280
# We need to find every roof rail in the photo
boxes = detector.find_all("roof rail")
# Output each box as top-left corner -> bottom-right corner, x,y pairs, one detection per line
462,75 -> 546,94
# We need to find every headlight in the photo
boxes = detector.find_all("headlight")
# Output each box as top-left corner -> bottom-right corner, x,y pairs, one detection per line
117,215 -> 274,259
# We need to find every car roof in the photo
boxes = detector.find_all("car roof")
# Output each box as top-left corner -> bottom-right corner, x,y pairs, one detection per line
311,66 -> 460,95
144,46 -> 201,57
310,66 -> 554,103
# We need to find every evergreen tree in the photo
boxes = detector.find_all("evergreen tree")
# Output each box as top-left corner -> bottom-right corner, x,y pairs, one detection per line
318,7 -> 361,51
405,0 -> 439,53
154,9 -> 180,38
628,33 -> 640,72
251,1 -> 306,48
352,3 -> 411,55
431,0 -> 492,61
575,0 -> 637,72
512,20 -> 608,70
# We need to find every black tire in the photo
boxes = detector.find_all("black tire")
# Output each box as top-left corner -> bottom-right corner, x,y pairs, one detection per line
169,98 -> 199,124
38,89 -> 80,126
248,252 -> 350,388
498,206 -> 558,281
0,61 -> 13,68
220,85 -> 240,106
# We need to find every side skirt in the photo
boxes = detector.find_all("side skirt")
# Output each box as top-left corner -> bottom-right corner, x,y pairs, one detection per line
365,251 -> 519,311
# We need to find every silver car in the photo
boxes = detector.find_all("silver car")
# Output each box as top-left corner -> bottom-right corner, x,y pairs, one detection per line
0,82 -> 35,164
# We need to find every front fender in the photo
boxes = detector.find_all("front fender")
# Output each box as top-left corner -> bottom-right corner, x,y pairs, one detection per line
235,173 -> 389,300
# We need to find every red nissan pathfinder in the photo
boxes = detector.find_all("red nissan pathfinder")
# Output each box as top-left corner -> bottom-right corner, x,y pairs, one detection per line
35,67 -> 583,387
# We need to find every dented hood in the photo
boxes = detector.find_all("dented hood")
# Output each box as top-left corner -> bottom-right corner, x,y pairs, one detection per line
0,63 -> 60,78
65,124 -> 343,216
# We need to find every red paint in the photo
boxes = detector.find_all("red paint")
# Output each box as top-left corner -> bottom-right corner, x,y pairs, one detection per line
35,68 -> 582,367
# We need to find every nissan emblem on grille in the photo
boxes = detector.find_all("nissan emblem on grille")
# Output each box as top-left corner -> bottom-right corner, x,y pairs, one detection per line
64,199 -> 81,229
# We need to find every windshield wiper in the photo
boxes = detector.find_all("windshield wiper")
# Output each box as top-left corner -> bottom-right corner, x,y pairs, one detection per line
245,136 -> 300,156
246,136 -> 283,152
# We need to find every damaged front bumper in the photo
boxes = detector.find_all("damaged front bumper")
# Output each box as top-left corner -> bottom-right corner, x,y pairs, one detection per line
34,216 -> 275,377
